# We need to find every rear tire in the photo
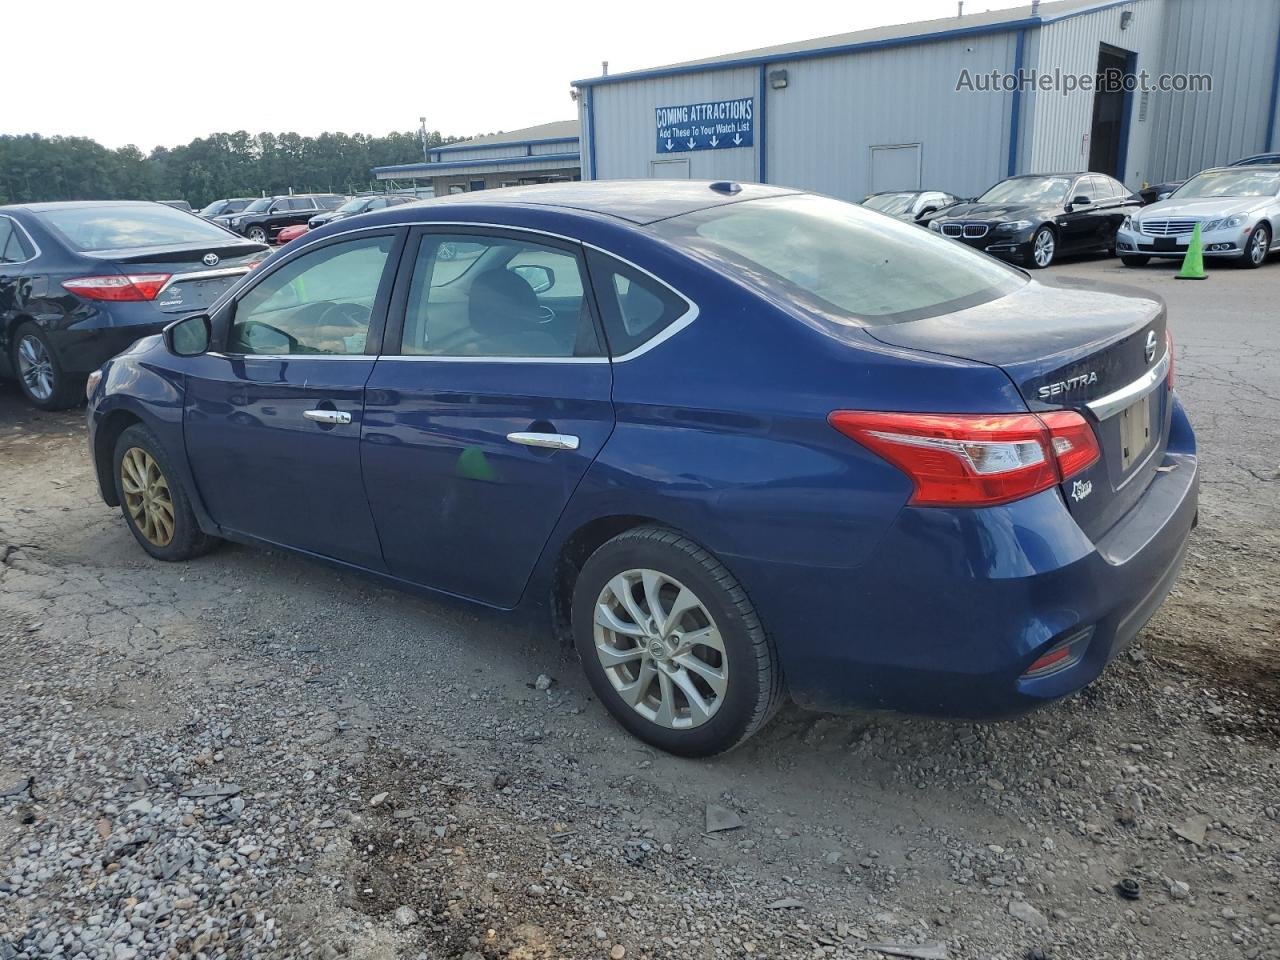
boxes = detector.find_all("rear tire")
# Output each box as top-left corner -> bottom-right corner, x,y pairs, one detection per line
1240,224 -> 1270,268
1121,255 -> 1151,267
112,424 -> 218,562
11,322 -> 82,410
571,526 -> 783,757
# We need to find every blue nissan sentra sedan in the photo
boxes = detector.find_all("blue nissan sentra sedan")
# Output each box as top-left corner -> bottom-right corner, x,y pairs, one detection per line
85,181 -> 1198,756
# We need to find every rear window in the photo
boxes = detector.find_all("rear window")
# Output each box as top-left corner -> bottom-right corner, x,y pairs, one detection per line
651,193 -> 1025,325
38,204 -> 237,253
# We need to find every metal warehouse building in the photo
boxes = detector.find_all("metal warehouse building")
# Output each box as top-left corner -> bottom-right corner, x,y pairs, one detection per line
372,120 -> 580,195
574,0 -> 1280,199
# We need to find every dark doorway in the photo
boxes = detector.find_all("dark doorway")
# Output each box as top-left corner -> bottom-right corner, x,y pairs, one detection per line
1089,44 -> 1135,176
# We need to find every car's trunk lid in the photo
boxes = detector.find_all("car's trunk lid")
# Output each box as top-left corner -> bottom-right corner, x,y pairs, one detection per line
865,276 -> 1172,539
86,241 -> 268,314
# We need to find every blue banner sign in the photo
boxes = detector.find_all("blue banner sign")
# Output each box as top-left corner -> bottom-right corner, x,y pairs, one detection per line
655,98 -> 754,153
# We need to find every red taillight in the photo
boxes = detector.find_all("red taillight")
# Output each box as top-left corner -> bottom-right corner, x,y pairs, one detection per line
63,274 -> 171,301
1165,330 -> 1174,390
829,409 -> 1101,507
1025,645 -> 1073,674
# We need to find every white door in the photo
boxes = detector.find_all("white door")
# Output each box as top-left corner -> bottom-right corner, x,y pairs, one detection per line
869,144 -> 922,193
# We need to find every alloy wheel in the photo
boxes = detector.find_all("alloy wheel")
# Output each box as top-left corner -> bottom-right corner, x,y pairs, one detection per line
248,226 -> 268,243
593,568 -> 728,729
120,447 -> 176,547
16,334 -> 55,402
1033,229 -> 1056,267
1251,227 -> 1268,265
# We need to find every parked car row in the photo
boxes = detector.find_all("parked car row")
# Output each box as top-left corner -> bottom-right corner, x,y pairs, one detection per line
886,160 -> 1280,271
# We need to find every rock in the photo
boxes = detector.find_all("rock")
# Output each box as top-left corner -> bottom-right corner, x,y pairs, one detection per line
705,803 -> 743,833
610,946 -> 626,960
534,674 -> 553,691
1265,913 -> 1280,926
1169,880 -> 1191,900
1173,815 -> 1210,845
1008,899 -> 1048,927
393,905 -> 418,926
866,943 -> 949,960
764,897 -> 804,910
527,883 -> 547,897
368,792 -> 389,808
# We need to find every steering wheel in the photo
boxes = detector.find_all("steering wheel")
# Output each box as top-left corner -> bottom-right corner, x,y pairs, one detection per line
308,300 -> 369,330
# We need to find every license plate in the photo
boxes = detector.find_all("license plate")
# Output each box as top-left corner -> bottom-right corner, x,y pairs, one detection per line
157,276 -> 236,311
1117,394 -> 1153,471
1154,237 -> 1177,251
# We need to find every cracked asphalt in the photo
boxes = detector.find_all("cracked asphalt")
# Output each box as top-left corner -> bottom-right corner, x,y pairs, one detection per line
1,253 -> 1277,960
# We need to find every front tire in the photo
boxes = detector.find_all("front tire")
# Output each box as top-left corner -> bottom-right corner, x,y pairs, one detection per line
246,225 -> 270,244
1240,224 -> 1270,268
1028,226 -> 1056,269
572,526 -> 783,757
1121,254 -> 1151,267
112,424 -> 217,561
11,322 -> 82,410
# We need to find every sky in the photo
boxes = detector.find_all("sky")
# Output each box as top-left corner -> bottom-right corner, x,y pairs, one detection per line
4,0 -> 1033,150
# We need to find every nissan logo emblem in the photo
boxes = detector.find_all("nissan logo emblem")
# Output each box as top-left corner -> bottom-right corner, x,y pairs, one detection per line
202,252 -> 220,266
1144,330 -> 1157,364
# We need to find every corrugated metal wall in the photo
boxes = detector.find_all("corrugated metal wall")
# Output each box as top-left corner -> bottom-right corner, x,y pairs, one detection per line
579,0 -> 1277,193
583,68 -> 759,182
764,32 -> 1020,200
1022,0 -> 1166,187
1145,0 -> 1280,181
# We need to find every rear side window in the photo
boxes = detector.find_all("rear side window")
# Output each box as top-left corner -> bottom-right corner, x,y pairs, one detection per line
651,193 -> 1024,326
37,203 -> 236,252
586,250 -> 689,356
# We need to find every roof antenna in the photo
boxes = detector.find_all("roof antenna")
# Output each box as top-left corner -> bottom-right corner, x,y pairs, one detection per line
602,60 -> 609,76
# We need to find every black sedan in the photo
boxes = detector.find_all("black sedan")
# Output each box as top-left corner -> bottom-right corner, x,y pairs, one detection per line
929,173 -> 1141,268
0,201 -> 267,409
307,193 -> 417,229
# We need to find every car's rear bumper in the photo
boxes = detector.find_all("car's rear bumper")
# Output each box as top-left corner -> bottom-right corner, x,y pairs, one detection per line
728,395 -> 1199,718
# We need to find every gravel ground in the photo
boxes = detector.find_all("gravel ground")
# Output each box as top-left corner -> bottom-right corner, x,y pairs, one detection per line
1,254 -> 1277,960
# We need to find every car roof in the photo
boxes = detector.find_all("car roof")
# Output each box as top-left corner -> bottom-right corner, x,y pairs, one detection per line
406,180 -> 802,225
0,199 -> 179,213
1198,164 -> 1280,173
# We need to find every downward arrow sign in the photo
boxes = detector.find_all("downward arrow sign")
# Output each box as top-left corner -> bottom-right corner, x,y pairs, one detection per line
709,135 -> 719,147
687,137 -> 697,149
732,133 -> 742,146
665,138 -> 674,150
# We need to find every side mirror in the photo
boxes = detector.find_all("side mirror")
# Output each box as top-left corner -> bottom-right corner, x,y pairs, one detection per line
1157,192 -> 1172,202
163,314 -> 211,357
1071,195 -> 1092,207
511,264 -> 554,295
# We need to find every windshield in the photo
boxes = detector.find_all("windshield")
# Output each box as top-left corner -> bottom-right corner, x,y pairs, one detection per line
39,203 -> 238,252
335,197 -> 370,214
198,201 -> 226,216
652,193 -> 1025,325
243,198 -> 273,213
1173,169 -> 1280,199
978,176 -> 1072,206
863,193 -> 916,216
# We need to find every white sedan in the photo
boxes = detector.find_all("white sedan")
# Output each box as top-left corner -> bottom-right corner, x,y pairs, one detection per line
1117,165 -> 1280,268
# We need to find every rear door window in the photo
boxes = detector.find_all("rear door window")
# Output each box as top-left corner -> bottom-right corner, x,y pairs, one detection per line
398,233 -> 601,359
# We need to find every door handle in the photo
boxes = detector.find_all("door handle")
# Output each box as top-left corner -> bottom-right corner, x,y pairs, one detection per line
303,409 -> 352,425
506,431 -> 579,451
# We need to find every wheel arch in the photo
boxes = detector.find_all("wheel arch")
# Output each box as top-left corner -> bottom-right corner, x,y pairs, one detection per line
547,514 -> 670,643
93,408 -> 146,506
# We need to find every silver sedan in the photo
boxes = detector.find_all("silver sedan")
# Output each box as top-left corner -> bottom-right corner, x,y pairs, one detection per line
1117,165 -> 1280,268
